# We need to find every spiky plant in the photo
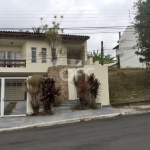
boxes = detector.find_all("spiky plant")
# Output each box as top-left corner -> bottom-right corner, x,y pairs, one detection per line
88,74 -> 100,107
74,72 -> 100,108
41,77 -> 61,114
25,75 -> 44,115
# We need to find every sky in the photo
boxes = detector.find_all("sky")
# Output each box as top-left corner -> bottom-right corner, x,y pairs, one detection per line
0,0 -> 138,57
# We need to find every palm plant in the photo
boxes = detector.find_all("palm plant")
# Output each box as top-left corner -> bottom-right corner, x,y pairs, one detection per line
74,72 -> 100,108
41,77 -> 61,114
25,75 -> 44,115
88,50 -> 115,64
32,26 -> 44,33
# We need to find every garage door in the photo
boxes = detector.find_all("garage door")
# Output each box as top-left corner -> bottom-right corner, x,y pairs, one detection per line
3,78 -> 27,116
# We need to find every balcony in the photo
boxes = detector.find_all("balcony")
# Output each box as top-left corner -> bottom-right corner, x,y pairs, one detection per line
67,59 -> 82,66
0,59 -> 26,68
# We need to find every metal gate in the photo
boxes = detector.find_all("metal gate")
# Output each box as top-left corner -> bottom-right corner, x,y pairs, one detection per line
0,77 -> 27,116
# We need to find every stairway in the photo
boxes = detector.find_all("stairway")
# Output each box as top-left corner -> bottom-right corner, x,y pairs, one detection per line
53,100 -> 79,114
60,100 -> 80,108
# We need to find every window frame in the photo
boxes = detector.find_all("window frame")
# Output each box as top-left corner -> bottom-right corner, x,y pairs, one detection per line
41,48 -> 47,63
31,47 -> 37,63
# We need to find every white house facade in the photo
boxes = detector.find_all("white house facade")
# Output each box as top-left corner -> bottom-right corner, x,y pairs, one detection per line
113,26 -> 145,68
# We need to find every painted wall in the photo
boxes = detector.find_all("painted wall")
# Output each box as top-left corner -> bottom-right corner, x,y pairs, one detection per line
117,26 -> 145,68
0,45 -> 22,51
68,68 -> 77,100
0,39 -> 87,73
68,63 -> 110,106
84,65 -> 110,106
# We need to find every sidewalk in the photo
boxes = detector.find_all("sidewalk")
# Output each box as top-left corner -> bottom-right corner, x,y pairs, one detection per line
0,104 -> 150,132
115,105 -> 150,115
0,107 -> 121,132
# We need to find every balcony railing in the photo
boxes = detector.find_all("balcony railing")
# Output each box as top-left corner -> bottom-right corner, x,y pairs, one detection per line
67,59 -> 82,66
0,59 -> 26,68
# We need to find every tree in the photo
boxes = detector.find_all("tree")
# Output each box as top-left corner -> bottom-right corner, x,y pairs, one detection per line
88,50 -> 115,64
31,16 -> 65,66
134,0 -> 150,66
44,16 -> 65,66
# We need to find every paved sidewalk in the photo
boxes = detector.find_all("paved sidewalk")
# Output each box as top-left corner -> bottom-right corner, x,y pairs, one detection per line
1,104 -> 149,132
116,105 -> 150,115
0,107 -> 121,131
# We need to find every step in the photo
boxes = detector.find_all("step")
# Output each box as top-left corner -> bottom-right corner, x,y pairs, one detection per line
60,101 -> 79,107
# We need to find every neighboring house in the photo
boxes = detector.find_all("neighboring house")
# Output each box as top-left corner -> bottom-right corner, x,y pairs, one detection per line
0,31 -> 89,77
113,26 -> 145,68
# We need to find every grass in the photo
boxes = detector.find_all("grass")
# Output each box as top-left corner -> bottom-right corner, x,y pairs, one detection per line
4,102 -> 17,115
109,68 -> 150,104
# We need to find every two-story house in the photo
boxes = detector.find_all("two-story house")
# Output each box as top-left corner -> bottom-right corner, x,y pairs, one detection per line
0,31 -> 89,77
0,31 -> 90,116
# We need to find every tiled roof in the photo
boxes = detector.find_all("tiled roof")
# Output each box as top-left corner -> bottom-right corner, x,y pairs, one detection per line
0,31 -> 90,40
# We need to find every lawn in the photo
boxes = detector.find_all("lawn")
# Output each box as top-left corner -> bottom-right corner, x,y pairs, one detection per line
109,68 -> 150,104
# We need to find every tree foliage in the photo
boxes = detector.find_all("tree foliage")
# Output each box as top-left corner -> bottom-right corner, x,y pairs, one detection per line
73,72 -> 100,108
25,75 -> 44,115
88,50 -> 115,64
31,16 -> 65,66
32,24 -> 48,33
45,16 -> 64,66
41,77 -> 61,114
134,0 -> 150,66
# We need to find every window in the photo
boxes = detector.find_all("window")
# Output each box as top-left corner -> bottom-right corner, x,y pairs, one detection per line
42,48 -> 47,63
0,51 -> 5,66
31,48 -> 36,63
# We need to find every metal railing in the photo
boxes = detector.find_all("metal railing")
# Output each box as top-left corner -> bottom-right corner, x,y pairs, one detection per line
67,59 -> 82,66
0,59 -> 26,67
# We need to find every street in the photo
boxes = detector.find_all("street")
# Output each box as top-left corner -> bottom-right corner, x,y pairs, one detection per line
0,114 -> 150,150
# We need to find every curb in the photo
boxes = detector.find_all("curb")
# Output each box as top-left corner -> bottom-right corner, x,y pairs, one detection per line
0,113 -> 120,132
121,110 -> 150,116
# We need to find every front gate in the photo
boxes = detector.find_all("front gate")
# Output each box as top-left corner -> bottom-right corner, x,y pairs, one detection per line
0,77 -> 27,116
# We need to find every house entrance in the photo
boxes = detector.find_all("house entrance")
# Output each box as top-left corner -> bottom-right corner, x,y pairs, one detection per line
0,77 -> 27,116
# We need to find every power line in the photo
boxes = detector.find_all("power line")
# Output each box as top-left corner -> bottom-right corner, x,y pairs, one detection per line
120,55 -> 136,63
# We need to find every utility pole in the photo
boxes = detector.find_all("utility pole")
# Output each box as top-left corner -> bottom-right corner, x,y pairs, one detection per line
101,41 -> 104,65
117,54 -> 120,69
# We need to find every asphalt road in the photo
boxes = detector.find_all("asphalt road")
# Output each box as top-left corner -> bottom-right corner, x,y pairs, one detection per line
0,114 -> 150,150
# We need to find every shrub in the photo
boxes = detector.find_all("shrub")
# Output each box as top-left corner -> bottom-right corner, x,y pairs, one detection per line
25,75 -> 44,115
41,77 -> 61,114
74,72 -> 100,109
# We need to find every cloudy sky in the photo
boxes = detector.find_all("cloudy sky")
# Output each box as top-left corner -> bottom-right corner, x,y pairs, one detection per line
0,0 -> 138,56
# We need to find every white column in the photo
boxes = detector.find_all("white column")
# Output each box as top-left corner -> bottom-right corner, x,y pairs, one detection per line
1,78 -> 5,116
26,76 -> 33,114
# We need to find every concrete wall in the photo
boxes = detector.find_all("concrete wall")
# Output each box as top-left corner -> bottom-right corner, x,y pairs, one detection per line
118,26 -> 146,68
68,68 -> 77,100
84,57 -> 93,65
68,62 -> 110,106
84,65 -> 110,106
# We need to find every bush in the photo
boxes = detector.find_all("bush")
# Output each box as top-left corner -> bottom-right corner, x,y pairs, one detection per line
41,77 -> 61,114
74,73 -> 100,109
25,75 -> 44,115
